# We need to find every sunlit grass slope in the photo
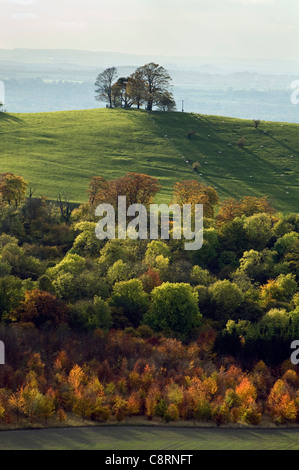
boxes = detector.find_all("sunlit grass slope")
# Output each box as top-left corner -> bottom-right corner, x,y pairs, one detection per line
0,108 -> 298,212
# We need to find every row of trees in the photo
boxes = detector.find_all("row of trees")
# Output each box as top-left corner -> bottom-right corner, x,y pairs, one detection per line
95,63 -> 176,111
0,328 -> 298,426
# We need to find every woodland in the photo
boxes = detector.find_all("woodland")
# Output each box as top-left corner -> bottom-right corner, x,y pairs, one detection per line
0,171 -> 298,427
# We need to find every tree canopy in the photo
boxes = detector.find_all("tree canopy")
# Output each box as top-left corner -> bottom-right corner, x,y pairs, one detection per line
95,63 -> 176,111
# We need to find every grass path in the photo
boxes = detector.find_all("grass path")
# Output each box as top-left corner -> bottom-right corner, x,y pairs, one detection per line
1,426 -> 299,450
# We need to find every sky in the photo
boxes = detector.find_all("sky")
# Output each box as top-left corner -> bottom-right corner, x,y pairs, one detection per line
0,0 -> 298,60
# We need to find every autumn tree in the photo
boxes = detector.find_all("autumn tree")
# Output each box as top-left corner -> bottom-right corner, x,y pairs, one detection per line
112,77 -> 135,108
118,173 -> 161,208
217,196 -> 274,225
216,198 -> 242,225
267,379 -> 297,424
13,289 -> 69,328
9,387 -> 26,421
88,172 -> 161,209
0,173 -> 28,207
33,392 -> 55,424
140,267 -> 162,293
173,180 -> 219,218
135,62 -> 174,111
241,196 -> 274,217
126,70 -> 146,109
260,273 -> 297,308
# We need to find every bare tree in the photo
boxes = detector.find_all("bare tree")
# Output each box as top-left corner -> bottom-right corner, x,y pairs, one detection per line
57,194 -> 74,223
95,67 -> 118,108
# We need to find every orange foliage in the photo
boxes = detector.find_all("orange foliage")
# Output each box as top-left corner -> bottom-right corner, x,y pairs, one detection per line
0,328 -> 298,427
235,377 -> 257,406
13,289 -> 69,327
267,379 -> 297,424
88,173 -> 161,208
217,196 -> 274,224
140,268 -> 162,293
173,180 -> 219,218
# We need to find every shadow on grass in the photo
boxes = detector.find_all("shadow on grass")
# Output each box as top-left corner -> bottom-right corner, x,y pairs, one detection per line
265,132 -> 299,156
0,113 -> 22,124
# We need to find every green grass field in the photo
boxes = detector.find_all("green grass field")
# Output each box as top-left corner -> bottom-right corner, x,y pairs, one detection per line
0,108 -> 298,212
1,426 -> 299,450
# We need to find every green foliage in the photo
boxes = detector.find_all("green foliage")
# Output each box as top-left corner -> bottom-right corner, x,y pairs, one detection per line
69,296 -> 111,331
70,221 -> 104,257
237,249 -> 275,284
273,231 -> 299,258
191,228 -> 219,269
98,239 -> 140,274
48,253 -> 86,278
110,279 -> 149,328
107,260 -> 131,285
144,282 -> 202,340
0,164 -> 297,368
209,280 -> 243,314
0,275 -> 25,319
0,242 -> 44,280
276,273 -> 297,301
243,213 -> 273,251
144,240 -> 171,267
218,217 -> 248,256
190,266 -> 214,286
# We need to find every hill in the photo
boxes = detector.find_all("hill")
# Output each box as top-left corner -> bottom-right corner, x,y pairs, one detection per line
0,108 -> 298,212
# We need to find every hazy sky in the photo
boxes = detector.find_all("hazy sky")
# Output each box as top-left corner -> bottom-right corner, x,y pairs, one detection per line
0,0 -> 298,60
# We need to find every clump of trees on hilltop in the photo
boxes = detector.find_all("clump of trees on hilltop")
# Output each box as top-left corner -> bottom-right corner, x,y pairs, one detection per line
0,172 -> 298,428
95,63 -> 176,112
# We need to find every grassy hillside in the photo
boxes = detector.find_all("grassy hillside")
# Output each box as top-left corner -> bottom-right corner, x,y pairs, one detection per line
0,108 -> 298,212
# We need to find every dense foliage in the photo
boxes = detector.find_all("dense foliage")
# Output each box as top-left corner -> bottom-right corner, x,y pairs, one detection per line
0,172 -> 298,427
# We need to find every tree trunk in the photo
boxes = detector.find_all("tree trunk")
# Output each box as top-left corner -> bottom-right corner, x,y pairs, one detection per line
147,100 -> 153,111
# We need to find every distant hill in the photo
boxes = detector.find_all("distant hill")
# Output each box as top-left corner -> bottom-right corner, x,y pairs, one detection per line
1,49 -> 299,74
0,108 -> 298,213
1,49 -> 298,122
